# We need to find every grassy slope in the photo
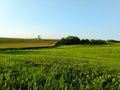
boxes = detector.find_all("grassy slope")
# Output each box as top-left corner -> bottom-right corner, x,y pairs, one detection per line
0,38 -> 58,49
0,45 -> 120,89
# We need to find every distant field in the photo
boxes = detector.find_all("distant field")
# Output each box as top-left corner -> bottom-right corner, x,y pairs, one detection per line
0,45 -> 120,89
0,38 -> 58,49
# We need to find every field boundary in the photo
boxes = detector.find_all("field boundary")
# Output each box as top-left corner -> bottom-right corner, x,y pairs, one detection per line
0,46 -> 57,50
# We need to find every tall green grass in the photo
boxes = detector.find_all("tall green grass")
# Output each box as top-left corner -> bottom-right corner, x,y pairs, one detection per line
0,45 -> 120,89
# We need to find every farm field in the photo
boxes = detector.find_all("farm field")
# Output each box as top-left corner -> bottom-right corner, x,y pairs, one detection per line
0,38 -> 58,49
0,45 -> 120,89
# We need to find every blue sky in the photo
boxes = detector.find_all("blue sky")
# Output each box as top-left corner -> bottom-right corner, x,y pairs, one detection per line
0,0 -> 120,39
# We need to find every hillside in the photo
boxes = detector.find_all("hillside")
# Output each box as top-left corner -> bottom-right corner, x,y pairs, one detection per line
0,38 -> 58,49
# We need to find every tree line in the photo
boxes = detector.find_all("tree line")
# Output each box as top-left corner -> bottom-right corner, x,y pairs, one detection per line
56,36 -> 119,45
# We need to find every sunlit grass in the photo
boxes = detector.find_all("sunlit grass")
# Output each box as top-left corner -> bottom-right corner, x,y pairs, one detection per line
0,38 -> 58,49
0,45 -> 120,89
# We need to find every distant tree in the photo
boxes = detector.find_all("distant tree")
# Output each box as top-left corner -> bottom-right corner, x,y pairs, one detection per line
56,36 -> 80,45
81,39 -> 90,44
56,36 -> 107,46
65,36 -> 80,45
107,39 -> 119,43
90,39 -> 106,45
56,38 -> 66,45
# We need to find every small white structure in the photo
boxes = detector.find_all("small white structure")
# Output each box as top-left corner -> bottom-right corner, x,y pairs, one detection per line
38,35 -> 40,40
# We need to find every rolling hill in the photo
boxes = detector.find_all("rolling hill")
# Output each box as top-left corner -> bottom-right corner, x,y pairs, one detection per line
0,37 -> 58,49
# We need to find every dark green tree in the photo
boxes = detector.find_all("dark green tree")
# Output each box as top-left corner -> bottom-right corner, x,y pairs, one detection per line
65,36 -> 80,45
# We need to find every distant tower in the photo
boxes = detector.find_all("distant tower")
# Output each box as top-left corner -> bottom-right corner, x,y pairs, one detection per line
38,35 -> 40,40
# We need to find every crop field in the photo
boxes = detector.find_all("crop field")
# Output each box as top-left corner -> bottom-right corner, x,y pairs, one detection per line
0,38 -> 58,49
0,45 -> 120,90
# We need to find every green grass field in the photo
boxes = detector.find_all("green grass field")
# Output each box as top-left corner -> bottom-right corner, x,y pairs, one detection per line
0,44 -> 120,89
0,38 -> 58,49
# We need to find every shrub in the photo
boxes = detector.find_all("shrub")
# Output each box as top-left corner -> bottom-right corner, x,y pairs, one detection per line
90,39 -> 106,45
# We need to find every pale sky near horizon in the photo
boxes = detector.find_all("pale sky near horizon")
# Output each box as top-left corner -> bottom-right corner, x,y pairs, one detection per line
0,0 -> 120,40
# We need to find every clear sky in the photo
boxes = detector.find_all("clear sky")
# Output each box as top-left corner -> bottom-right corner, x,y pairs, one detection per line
0,0 -> 120,40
